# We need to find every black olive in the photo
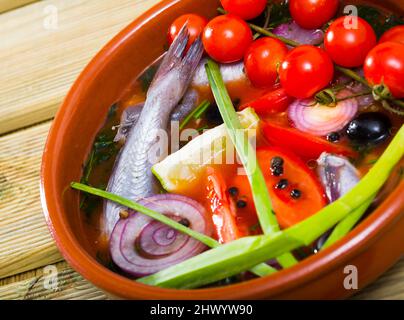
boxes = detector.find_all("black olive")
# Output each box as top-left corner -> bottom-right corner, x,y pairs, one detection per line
346,112 -> 391,146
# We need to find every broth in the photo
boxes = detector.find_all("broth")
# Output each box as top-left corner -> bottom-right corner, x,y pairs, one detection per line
77,0 -> 404,282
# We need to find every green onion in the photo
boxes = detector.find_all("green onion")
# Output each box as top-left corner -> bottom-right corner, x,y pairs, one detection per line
193,101 -> 211,119
138,124 -> 404,288
179,100 -> 210,130
321,197 -> 374,250
71,182 -> 277,277
205,59 -> 298,267
72,182 -> 217,247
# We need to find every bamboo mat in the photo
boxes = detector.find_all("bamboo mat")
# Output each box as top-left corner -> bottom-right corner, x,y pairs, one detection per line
0,0 -> 403,300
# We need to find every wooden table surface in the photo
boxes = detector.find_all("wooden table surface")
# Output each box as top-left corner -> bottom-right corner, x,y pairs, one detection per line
0,0 -> 403,300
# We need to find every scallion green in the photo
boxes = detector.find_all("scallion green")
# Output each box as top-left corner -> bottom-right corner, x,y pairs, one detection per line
71,182 -> 277,277
138,124 -> 404,288
179,100 -> 210,130
205,59 -> 298,267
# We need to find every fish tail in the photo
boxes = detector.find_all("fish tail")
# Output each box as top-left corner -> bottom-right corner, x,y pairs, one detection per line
151,24 -> 189,84
179,36 -> 204,82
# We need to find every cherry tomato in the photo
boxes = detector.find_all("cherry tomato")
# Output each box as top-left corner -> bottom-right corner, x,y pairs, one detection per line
379,25 -> 404,45
364,41 -> 404,99
202,14 -> 253,63
220,0 -> 267,21
206,167 -> 249,243
262,122 -> 357,160
231,147 -> 326,228
168,14 -> 208,49
244,38 -> 289,88
239,87 -> 292,115
289,0 -> 339,29
279,45 -> 334,99
324,16 -> 377,67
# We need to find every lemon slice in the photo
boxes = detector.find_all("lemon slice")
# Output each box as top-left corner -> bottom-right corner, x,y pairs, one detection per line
152,108 -> 260,192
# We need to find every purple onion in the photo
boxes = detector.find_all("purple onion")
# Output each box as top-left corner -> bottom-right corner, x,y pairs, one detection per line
288,89 -> 359,137
347,82 -> 375,108
110,194 -> 213,277
273,21 -> 324,48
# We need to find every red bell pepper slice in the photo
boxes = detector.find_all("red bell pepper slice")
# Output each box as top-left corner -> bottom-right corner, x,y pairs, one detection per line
262,122 -> 357,160
239,87 -> 292,115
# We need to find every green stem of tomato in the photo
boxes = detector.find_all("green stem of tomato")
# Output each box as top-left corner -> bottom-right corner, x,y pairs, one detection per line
335,66 -> 404,109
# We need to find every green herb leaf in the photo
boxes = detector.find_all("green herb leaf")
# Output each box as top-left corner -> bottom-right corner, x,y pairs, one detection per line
268,0 -> 292,28
179,100 -> 210,130
139,65 -> 158,92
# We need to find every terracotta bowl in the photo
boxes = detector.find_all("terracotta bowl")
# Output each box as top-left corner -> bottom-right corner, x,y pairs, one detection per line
41,0 -> 404,299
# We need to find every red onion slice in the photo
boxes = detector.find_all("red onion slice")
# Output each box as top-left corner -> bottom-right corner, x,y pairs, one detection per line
110,194 -> 213,277
288,89 -> 359,137
273,21 -> 324,48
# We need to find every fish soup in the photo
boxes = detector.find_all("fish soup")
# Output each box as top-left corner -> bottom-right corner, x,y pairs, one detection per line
75,0 -> 404,288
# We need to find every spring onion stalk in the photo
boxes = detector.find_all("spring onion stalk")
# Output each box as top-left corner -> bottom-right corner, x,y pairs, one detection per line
71,182 -> 277,276
138,124 -> 403,288
193,101 -> 211,119
205,59 -> 298,267
321,197 -> 374,250
179,100 -> 210,130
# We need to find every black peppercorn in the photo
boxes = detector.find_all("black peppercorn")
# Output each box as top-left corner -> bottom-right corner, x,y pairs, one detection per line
228,187 -> 239,197
236,199 -> 247,208
270,156 -> 284,169
327,132 -> 341,143
179,218 -> 190,227
272,166 -> 284,177
275,179 -> 289,190
290,189 -> 302,199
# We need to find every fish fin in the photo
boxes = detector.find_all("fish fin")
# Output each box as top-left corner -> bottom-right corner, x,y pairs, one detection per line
179,36 -> 204,83
114,103 -> 144,143
151,24 -> 189,85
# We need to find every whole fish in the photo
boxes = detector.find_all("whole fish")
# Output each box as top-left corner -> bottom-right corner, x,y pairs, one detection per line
104,27 -> 204,236
114,60 -> 246,143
